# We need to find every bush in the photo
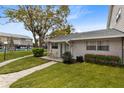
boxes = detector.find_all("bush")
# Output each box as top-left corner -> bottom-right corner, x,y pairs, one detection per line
44,52 -> 48,56
76,56 -> 84,62
85,54 -> 96,63
62,52 -> 73,64
85,54 -> 121,65
32,48 -> 44,57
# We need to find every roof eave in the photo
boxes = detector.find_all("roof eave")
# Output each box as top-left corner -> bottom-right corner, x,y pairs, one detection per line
71,35 -> 124,41
47,35 -> 124,43
46,40 -> 70,43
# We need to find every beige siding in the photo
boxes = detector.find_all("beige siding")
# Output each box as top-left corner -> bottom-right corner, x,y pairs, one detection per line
51,49 -> 59,57
109,5 -> 124,32
48,43 -> 60,58
0,36 -> 7,43
13,38 -> 32,46
0,36 -> 32,46
48,43 -> 70,58
71,38 -> 122,59
49,38 -> 122,59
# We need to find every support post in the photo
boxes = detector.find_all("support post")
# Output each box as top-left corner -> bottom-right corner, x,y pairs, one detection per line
4,44 -> 6,61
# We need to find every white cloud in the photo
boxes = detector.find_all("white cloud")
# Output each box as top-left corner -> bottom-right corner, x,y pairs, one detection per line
68,6 -> 93,20
0,23 -> 33,38
73,23 -> 106,33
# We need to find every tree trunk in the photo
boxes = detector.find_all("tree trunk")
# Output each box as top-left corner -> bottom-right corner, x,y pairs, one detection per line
39,36 -> 43,48
33,33 -> 38,47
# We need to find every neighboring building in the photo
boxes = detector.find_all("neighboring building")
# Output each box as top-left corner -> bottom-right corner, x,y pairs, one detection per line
46,5 -> 124,63
0,32 -> 33,50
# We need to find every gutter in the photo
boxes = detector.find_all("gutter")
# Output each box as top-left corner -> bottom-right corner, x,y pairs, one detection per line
70,35 -> 124,41
47,34 -> 124,43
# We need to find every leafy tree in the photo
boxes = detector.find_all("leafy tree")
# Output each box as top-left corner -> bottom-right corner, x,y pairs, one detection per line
3,5 -> 70,47
3,6 -> 39,47
50,24 -> 74,38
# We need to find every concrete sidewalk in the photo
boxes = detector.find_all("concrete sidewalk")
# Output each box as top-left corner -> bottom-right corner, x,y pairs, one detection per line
0,55 -> 32,67
0,61 -> 57,88
41,56 -> 62,62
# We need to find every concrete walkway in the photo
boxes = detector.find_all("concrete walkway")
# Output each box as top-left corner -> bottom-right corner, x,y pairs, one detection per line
0,55 -> 32,67
41,56 -> 62,62
0,61 -> 57,88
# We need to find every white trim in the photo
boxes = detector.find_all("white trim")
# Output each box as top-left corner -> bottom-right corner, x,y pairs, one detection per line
71,35 -> 124,41
107,5 -> 113,29
48,35 -> 124,43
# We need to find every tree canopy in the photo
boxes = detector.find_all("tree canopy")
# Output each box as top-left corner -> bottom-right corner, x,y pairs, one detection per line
50,24 -> 74,38
2,5 -> 71,47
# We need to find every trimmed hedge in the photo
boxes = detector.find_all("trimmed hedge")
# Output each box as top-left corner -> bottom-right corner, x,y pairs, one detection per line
85,54 -> 121,65
32,48 -> 44,57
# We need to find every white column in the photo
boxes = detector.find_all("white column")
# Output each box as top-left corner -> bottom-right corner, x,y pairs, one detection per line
58,43 -> 61,57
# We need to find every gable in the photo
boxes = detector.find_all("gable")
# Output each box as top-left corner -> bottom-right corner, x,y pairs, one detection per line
107,5 -> 124,32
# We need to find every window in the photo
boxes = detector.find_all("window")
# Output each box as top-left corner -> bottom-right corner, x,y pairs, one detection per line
116,8 -> 122,23
97,41 -> 109,51
52,43 -> 58,49
86,40 -> 109,51
86,41 -> 96,50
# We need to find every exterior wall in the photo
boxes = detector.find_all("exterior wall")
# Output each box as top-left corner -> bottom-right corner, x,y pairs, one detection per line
0,36 -> 33,46
51,49 -> 59,57
62,43 -> 66,54
48,42 -> 70,58
48,43 -> 60,58
109,5 -> 124,32
0,36 -> 7,43
71,38 -> 122,59
13,38 -> 32,46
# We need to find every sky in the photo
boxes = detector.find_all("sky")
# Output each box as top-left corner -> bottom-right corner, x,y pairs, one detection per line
0,5 -> 109,39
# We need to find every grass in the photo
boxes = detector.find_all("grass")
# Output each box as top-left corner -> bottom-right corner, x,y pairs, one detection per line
0,50 -> 32,62
10,62 -> 124,88
0,56 -> 47,74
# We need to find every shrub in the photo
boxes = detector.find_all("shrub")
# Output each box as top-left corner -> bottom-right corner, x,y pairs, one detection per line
76,56 -> 84,62
32,48 -> 44,57
44,52 -> 48,56
85,54 -> 96,63
62,52 -> 73,64
85,54 -> 121,65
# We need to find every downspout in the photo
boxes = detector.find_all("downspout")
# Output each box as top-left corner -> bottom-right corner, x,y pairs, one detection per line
122,37 -> 124,64
65,40 -> 72,54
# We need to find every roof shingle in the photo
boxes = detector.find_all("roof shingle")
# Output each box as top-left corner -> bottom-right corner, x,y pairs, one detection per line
49,29 -> 124,42
0,32 -> 32,39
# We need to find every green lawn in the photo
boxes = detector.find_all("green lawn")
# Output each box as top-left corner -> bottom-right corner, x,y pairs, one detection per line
10,62 -> 124,88
0,51 -> 32,62
0,56 -> 47,74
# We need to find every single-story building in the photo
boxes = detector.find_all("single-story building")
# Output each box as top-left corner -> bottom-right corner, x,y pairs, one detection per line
46,29 -> 124,62
46,5 -> 124,63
